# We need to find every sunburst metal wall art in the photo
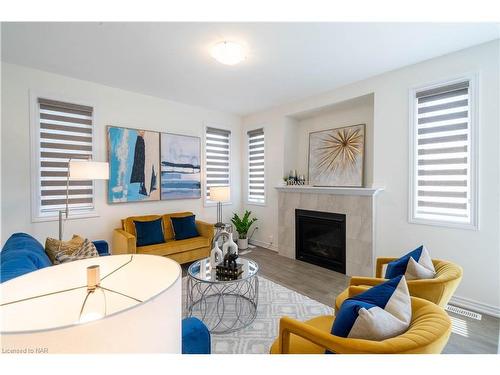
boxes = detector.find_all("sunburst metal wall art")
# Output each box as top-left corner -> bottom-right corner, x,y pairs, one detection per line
308,124 -> 365,187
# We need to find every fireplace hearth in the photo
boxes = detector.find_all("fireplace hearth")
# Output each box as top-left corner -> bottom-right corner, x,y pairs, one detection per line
295,209 -> 346,274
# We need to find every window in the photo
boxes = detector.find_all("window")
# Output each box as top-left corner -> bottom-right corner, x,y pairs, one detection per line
33,97 -> 95,220
247,128 -> 265,204
204,126 -> 231,204
410,78 -> 477,228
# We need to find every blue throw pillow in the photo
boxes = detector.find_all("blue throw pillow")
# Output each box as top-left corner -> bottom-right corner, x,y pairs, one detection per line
134,218 -> 165,247
385,245 -> 435,279
171,215 -> 199,240
331,275 -> 411,343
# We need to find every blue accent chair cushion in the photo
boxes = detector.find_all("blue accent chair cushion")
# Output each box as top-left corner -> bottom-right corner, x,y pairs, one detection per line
331,275 -> 411,343
134,218 -> 165,247
182,317 -> 211,354
385,245 -> 435,279
170,215 -> 199,241
0,233 -> 52,283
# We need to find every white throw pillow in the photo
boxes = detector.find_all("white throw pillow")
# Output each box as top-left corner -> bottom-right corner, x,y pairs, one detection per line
332,275 -> 412,341
404,246 -> 436,280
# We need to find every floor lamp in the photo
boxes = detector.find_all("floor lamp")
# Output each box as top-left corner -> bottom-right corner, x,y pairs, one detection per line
59,159 -> 109,240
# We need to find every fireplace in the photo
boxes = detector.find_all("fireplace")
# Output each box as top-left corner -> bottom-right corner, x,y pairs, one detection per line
295,209 -> 346,274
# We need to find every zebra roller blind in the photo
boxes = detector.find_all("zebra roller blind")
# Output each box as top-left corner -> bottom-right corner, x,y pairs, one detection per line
205,127 -> 231,202
247,128 -> 265,204
37,98 -> 94,216
412,80 -> 473,225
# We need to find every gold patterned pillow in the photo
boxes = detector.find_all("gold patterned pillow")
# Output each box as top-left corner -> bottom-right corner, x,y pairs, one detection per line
55,239 -> 99,264
45,235 -> 84,264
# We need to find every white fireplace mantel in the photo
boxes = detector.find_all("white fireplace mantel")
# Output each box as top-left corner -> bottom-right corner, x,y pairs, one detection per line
274,185 -> 384,196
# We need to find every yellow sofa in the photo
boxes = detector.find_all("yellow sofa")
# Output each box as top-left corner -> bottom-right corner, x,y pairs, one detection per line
112,212 -> 214,264
270,286 -> 451,354
335,258 -> 463,310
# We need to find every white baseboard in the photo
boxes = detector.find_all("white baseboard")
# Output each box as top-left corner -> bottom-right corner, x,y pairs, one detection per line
249,239 -> 278,252
449,295 -> 500,318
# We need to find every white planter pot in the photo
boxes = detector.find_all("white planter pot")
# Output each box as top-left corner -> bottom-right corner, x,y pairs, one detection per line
237,238 -> 248,250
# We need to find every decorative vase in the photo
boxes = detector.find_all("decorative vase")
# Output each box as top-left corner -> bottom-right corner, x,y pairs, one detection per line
210,242 -> 223,267
237,238 -> 248,250
222,234 -> 238,256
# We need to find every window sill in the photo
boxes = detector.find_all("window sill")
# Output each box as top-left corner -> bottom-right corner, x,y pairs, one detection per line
246,201 -> 267,207
32,211 -> 100,223
408,217 -> 478,231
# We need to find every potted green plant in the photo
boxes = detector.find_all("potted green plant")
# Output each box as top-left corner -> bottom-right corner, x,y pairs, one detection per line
231,210 -> 258,250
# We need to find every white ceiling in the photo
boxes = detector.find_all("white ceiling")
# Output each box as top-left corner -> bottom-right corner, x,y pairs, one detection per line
2,22 -> 499,115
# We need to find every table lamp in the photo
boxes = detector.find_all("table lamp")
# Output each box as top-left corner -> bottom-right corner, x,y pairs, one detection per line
209,186 -> 230,228
0,254 -> 181,353
59,159 -> 109,240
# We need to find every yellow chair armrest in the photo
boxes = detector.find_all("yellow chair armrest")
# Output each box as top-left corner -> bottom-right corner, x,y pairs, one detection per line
349,276 -> 387,287
196,220 -> 215,241
278,315 -> 376,354
375,257 -> 398,278
112,229 -> 136,255
278,316 -> 342,354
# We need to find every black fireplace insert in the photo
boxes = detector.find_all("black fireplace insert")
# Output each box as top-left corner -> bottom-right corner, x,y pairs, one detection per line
295,209 -> 346,274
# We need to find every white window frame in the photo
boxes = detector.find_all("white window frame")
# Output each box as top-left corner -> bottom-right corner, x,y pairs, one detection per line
29,91 -> 99,222
246,126 -> 266,206
203,123 -> 232,207
408,73 -> 479,230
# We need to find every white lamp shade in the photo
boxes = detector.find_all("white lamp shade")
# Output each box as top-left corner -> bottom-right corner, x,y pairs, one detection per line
210,186 -> 230,202
0,255 -> 181,353
69,161 -> 109,180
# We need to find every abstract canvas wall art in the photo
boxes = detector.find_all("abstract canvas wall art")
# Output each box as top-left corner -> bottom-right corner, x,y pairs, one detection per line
308,124 -> 365,187
160,133 -> 201,200
107,126 -> 160,203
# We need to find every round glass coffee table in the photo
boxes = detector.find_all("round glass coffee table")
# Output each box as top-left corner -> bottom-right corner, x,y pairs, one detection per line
186,257 -> 259,334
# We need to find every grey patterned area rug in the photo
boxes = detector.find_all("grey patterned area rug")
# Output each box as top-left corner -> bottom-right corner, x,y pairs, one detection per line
182,276 -> 334,354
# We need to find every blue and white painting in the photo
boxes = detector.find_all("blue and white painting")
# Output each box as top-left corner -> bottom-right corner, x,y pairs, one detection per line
160,133 -> 201,200
107,126 -> 160,203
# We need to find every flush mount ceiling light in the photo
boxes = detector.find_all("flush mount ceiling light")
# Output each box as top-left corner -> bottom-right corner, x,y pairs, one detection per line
210,41 -> 246,65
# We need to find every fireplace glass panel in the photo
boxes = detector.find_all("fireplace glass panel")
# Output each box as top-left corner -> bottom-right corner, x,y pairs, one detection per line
295,209 -> 346,274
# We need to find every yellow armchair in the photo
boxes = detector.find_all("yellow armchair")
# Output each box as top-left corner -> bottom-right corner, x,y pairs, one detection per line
112,229 -> 137,255
335,258 -> 462,310
270,286 -> 451,354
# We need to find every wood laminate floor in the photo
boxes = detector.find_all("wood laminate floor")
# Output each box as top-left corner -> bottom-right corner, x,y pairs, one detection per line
183,246 -> 499,354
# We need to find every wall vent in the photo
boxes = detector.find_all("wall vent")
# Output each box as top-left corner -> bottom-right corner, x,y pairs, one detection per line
445,304 -> 482,320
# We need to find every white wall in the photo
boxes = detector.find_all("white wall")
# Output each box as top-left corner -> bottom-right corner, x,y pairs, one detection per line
242,40 -> 500,312
1,63 -> 242,247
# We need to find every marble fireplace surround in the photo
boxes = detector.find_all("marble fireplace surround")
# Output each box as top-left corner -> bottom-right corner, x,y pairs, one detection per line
276,186 -> 384,276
